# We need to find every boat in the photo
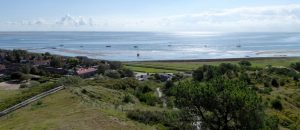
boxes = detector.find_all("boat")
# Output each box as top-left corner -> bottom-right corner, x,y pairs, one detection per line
137,53 -> 140,57
106,45 -> 111,48
168,45 -> 172,47
236,45 -> 241,48
134,46 -> 138,48
80,45 -> 84,48
59,44 -> 64,47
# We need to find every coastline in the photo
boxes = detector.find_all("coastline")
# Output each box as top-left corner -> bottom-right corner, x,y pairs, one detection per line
127,56 -> 300,63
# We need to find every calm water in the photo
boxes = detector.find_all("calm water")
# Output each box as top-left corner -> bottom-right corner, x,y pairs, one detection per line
0,32 -> 300,61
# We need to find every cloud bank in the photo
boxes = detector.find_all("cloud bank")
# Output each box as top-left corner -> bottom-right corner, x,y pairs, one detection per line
1,4 -> 300,32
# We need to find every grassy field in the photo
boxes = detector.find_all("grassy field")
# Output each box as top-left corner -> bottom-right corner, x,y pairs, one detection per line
0,90 -> 20,103
0,88 -> 157,130
125,57 -> 300,73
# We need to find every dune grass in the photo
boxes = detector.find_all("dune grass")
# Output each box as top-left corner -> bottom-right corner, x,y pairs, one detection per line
0,89 -> 156,130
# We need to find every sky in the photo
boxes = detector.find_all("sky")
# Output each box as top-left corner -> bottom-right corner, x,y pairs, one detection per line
0,0 -> 300,32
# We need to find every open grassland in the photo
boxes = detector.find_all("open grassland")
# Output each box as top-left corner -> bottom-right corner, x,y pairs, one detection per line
0,89 -> 156,130
125,57 -> 300,73
0,90 -> 20,103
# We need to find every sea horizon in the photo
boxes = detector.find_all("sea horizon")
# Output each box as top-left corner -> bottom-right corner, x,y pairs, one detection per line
0,31 -> 300,61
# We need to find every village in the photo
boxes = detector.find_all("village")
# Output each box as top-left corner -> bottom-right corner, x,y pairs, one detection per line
0,49 -> 185,90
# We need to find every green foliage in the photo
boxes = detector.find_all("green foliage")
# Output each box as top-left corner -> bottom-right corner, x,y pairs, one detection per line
57,76 -> 84,87
104,70 -> 121,79
21,64 -> 31,74
106,78 -> 140,90
271,78 -> 279,88
108,61 -> 122,70
271,99 -> 283,111
173,78 -> 266,130
50,57 -> 63,68
123,94 -> 134,103
239,60 -> 252,66
0,82 -> 57,111
136,92 -> 158,106
10,72 -> 23,80
118,68 -> 134,77
97,64 -> 110,74
290,62 -> 300,71
30,66 -> 39,74
192,67 -> 204,81
127,110 -> 186,129
263,115 -> 279,130
67,58 -> 80,68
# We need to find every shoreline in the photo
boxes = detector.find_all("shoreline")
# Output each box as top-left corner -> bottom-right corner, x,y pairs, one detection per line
127,56 -> 300,63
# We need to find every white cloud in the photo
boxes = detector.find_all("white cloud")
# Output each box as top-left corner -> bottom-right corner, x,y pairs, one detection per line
1,4 -> 300,32
159,4 -> 300,32
56,14 -> 94,26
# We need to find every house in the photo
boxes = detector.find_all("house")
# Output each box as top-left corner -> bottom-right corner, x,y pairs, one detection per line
75,67 -> 98,78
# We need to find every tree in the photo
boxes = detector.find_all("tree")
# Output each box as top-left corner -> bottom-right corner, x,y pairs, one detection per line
104,70 -> 121,79
50,57 -> 63,68
21,65 -> 31,74
290,62 -> 300,71
109,61 -> 122,69
239,60 -> 252,67
30,66 -> 39,74
193,67 -> 204,81
119,68 -> 134,77
173,78 -> 266,130
67,58 -> 80,68
97,64 -> 110,74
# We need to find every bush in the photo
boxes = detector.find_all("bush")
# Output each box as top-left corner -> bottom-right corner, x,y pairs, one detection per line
119,68 -> 134,78
271,99 -> 283,111
97,64 -> 110,74
10,72 -> 23,80
123,94 -> 134,103
108,61 -> 122,69
192,67 -> 204,81
290,62 -> 300,71
239,60 -> 252,66
107,78 -> 140,90
271,78 -> 279,87
127,110 -> 184,129
104,70 -> 121,79
136,92 -> 158,106
57,76 -> 84,87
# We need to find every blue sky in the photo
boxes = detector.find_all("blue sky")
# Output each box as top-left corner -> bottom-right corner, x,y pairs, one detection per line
1,0 -> 300,31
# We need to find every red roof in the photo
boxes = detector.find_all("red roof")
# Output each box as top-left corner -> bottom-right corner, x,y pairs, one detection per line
76,68 -> 97,75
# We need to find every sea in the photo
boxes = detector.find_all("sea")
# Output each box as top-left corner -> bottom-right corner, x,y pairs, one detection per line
0,32 -> 299,61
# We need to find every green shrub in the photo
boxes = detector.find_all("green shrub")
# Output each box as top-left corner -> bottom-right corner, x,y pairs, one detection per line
271,78 -> 279,87
123,94 -> 134,103
271,99 -> 283,111
57,76 -> 84,87
136,92 -> 158,106
104,70 -> 121,79
239,60 -> 252,66
127,110 -> 184,129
